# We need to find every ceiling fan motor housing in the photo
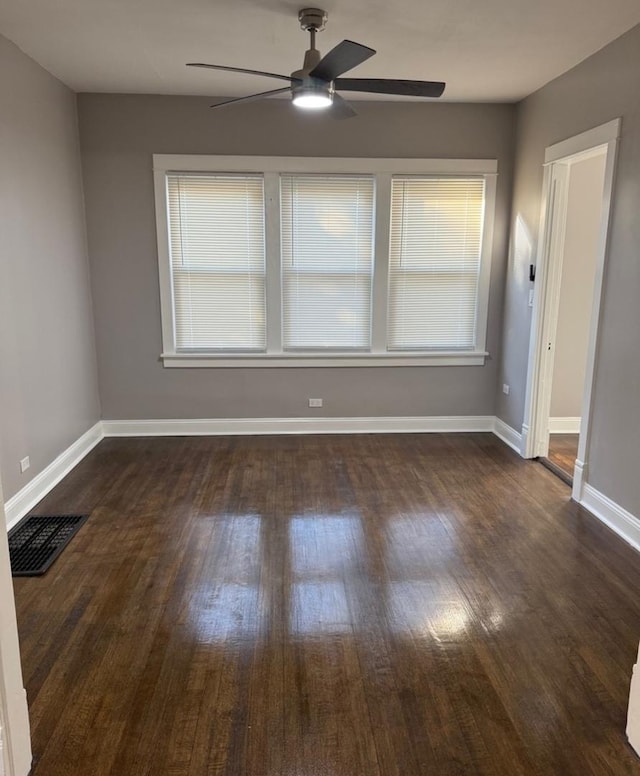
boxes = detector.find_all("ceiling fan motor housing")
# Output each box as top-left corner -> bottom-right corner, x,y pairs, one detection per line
298,8 -> 328,32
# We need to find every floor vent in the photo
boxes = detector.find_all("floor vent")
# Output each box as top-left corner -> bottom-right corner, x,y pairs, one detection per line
9,515 -> 89,576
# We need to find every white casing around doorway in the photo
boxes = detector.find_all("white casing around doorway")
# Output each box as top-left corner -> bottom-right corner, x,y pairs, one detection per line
627,642 -> 640,756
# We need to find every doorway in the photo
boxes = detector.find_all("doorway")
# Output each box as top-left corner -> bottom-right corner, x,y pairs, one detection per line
541,149 -> 607,483
522,119 -> 620,500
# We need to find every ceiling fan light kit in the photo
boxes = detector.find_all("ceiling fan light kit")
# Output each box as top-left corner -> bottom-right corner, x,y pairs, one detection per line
186,8 -> 445,118
291,86 -> 333,109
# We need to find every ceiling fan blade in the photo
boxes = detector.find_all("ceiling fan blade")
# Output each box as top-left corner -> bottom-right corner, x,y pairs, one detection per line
309,40 -> 376,81
330,93 -> 357,120
335,78 -> 446,98
188,63 -> 300,83
210,87 -> 291,109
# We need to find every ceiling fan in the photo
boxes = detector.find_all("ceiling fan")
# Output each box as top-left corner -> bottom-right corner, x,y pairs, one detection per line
187,8 -> 445,118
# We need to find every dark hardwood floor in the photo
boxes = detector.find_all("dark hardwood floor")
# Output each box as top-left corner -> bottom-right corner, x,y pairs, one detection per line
547,433 -> 580,480
12,433 -> 640,775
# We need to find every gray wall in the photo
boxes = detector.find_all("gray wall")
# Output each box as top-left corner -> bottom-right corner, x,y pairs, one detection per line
550,153 -> 605,419
497,23 -> 640,516
77,95 -> 515,421
0,35 -> 100,502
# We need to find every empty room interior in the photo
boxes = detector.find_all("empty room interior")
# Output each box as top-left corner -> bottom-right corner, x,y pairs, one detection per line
2,1 -> 640,774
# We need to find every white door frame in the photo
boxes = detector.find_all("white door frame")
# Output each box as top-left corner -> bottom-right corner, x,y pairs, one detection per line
521,118 -> 620,502
0,478 -> 31,776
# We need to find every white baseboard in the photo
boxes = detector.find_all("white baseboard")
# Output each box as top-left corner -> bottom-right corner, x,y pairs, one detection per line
102,415 -> 495,437
549,417 -> 581,434
4,422 -> 103,530
579,483 -> 640,554
0,414 -> 540,531
572,458 -> 586,501
4,416 -> 639,561
0,414 -> 520,532
492,418 -> 523,455
6,415 -> 638,565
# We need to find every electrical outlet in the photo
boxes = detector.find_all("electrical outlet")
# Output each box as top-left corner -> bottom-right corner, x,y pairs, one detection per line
308,398 -> 323,408
502,384 -> 510,395
20,456 -> 30,473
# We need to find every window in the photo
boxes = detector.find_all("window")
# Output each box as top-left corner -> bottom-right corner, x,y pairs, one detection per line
154,156 -> 497,367
166,174 -> 266,351
280,175 -> 375,350
388,177 -> 485,351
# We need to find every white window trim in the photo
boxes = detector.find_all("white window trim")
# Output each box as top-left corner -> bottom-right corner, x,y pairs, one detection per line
153,155 -> 498,368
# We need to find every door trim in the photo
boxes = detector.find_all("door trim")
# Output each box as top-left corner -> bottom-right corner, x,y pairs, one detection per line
521,119 -> 620,504
0,478 -> 31,776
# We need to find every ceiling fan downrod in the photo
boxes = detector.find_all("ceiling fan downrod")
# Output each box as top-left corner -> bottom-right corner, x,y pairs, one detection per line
293,8 -> 331,106
298,8 -> 327,69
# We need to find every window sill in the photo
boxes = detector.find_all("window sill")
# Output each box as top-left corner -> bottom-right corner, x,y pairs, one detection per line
160,352 -> 489,368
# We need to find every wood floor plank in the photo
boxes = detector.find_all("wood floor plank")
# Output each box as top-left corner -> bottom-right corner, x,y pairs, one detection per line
11,433 -> 640,775
547,434 -> 580,479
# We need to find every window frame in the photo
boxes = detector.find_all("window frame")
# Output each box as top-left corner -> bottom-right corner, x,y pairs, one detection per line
154,155 -> 497,368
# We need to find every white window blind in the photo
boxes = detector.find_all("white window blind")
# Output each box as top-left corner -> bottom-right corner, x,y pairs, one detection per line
388,176 -> 486,350
167,174 -> 266,350
280,175 -> 375,350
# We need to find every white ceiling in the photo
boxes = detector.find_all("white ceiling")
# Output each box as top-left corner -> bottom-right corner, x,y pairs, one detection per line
1,0 -> 639,102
